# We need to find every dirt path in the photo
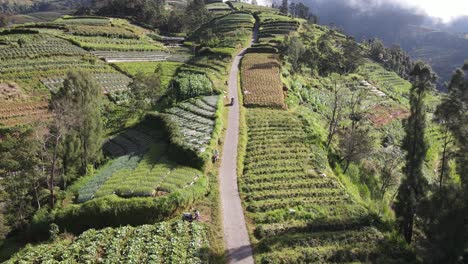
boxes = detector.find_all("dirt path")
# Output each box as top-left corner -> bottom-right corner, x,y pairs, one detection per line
219,24 -> 258,264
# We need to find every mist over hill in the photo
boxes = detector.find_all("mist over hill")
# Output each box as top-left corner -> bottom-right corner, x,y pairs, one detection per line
295,0 -> 468,88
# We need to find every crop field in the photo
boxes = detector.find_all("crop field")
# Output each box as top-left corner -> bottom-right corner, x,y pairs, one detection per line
358,63 -> 411,105
0,101 -> 52,127
93,48 -> 191,63
258,12 -> 300,47
193,12 -> 255,48
6,220 -> 209,264
241,109 -> 394,263
162,96 -> 220,154
179,56 -> 231,89
77,119 -> 207,202
241,53 -> 285,108
55,16 -> 112,26
65,35 -> 165,51
41,73 -> 132,94
206,2 -> 232,17
0,31 -> 131,91
17,16 -> 165,51
0,34 -> 87,60
115,61 -> 184,88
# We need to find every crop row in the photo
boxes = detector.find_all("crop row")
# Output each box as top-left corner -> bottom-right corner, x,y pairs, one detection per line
241,53 -> 285,108
0,37 -> 87,60
162,96 -> 219,154
41,73 -> 132,94
242,109 -> 386,262
65,35 -> 165,51
77,154 -> 142,203
67,24 -> 139,39
6,220 -> 209,264
0,101 -> 52,128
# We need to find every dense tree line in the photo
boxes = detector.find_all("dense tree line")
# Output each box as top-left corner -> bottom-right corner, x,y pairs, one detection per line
367,38 -> 414,80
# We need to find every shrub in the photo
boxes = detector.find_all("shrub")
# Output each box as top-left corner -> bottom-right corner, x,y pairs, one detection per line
173,72 -> 214,100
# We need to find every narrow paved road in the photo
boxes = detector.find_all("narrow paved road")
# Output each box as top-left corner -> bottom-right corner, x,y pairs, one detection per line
219,24 -> 258,264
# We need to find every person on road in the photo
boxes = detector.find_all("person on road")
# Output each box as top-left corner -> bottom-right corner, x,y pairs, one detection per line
230,97 -> 234,106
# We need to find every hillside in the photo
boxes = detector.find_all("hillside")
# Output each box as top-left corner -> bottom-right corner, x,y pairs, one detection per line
0,1 -> 466,264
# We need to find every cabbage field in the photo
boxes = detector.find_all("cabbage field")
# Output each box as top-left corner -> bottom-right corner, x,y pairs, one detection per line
6,220 -> 209,264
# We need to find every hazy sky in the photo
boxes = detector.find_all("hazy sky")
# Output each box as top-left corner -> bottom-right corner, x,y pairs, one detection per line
394,0 -> 468,22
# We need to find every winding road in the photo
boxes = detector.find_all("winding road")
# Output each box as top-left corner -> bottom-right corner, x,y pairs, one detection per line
219,23 -> 258,264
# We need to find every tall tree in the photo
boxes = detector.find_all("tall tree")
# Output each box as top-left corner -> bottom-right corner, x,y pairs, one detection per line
326,74 -> 347,147
338,84 -> 372,173
0,129 -> 46,230
52,71 -> 103,175
185,0 -> 211,32
394,62 -> 436,244
279,0 -> 288,14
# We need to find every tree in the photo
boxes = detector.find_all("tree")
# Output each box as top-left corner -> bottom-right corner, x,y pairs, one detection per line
185,0 -> 211,32
376,146 -> 403,199
52,71 -> 103,175
418,66 -> 468,262
326,74 -> 347,147
395,62 -> 436,244
0,129 -> 46,230
285,35 -> 305,73
280,0 -> 288,14
339,127 -> 374,173
433,101 -> 454,192
338,84 -> 372,173
128,67 -> 165,115
342,37 -> 364,73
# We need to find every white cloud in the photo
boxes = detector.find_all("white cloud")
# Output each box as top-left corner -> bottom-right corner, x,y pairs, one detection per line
383,0 -> 467,22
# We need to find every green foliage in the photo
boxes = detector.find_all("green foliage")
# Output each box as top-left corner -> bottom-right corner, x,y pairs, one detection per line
115,61 -> 184,88
395,62 -> 436,244
0,128 -> 45,231
53,70 -> 104,173
367,38 -> 414,80
284,35 -> 305,73
173,72 -> 214,101
7,220 -> 209,263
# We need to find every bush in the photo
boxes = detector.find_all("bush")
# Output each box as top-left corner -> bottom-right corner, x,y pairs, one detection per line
173,72 -> 213,100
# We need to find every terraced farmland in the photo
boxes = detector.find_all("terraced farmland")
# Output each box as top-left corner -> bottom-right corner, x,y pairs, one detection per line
41,73 -> 132,94
193,12 -> 255,48
241,53 -> 285,108
358,63 -> 411,105
162,96 -> 221,155
6,220 -> 209,264
258,12 -> 300,47
0,34 -> 87,60
0,101 -> 52,127
206,2 -> 232,17
241,109 -> 396,263
77,128 -> 205,202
